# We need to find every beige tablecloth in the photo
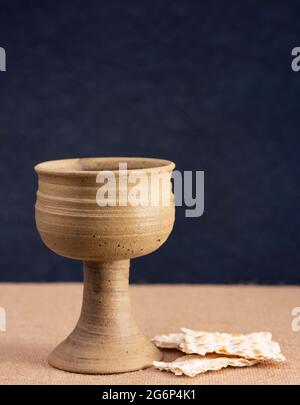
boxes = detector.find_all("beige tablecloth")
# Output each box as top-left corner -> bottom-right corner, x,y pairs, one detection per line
0,284 -> 299,385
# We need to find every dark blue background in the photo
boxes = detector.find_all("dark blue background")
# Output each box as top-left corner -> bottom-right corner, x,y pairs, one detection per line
0,0 -> 299,283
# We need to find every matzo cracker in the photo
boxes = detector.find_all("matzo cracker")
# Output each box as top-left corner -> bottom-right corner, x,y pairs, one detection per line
153,354 -> 257,377
180,328 -> 286,361
151,332 -> 184,349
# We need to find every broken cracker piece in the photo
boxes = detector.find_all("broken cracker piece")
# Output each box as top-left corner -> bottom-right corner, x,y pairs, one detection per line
180,328 -> 286,362
153,354 -> 257,377
151,332 -> 185,349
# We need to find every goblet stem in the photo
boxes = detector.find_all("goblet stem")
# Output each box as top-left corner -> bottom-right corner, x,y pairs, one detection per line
48,260 -> 162,374
78,260 -> 134,333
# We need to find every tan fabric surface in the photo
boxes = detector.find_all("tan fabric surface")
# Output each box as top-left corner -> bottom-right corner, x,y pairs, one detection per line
0,284 -> 299,385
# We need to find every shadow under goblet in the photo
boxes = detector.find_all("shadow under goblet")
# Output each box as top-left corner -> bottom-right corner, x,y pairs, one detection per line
35,157 -> 175,374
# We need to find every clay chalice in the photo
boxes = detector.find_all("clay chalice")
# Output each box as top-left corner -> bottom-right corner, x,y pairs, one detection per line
35,157 -> 175,374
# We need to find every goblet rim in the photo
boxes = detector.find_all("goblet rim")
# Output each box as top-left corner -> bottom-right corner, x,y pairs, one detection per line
35,157 -> 175,177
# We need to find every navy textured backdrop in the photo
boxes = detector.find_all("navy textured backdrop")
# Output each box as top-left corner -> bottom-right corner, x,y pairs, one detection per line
0,0 -> 299,283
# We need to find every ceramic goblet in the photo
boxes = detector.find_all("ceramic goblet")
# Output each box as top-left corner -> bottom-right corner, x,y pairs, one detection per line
35,157 -> 175,374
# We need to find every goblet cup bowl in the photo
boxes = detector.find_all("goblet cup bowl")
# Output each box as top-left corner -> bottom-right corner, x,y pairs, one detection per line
35,157 -> 175,374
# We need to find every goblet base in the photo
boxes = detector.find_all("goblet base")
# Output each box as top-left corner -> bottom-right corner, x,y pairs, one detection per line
48,260 -> 162,374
